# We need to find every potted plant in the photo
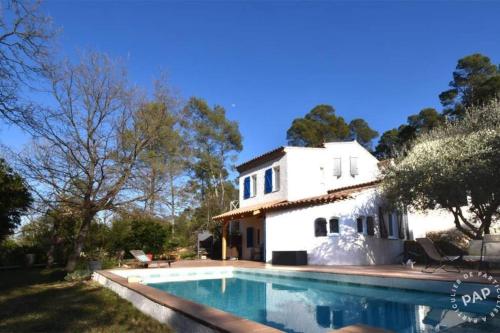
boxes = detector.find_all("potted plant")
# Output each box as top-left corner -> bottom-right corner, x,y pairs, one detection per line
87,248 -> 106,271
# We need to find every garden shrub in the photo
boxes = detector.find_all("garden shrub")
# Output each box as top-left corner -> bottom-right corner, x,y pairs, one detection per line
107,213 -> 171,257
64,269 -> 92,281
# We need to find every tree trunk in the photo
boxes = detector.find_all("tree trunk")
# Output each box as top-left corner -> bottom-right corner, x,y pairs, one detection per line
65,213 -> 94,272
46,222 -> 58,268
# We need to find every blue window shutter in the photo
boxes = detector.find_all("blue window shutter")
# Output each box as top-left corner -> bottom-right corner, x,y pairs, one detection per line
264,169 -> 273,194
243,177 -> 250,199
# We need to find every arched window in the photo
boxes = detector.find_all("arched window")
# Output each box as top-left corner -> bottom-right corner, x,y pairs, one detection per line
329,217 -> 340,234
314,218 -> 327,237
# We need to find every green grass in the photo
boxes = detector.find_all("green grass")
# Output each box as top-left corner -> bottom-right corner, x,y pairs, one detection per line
0,268 -> 171,333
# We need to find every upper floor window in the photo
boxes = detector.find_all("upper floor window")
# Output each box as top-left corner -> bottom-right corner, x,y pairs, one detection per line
329,217 -> 340,234
333,157 -> 342,177
251,174 -> 257,197
273,166 -> 280,191
243,176 -> 250,199
264,167 -> 280,194
350,156 -> 359,177
314,218 -> 327,237
243,175 -> 257,199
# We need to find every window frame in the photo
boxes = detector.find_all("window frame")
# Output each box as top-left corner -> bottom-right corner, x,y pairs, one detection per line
264,168 -> 273,194
328,217 -> 340,235
272,166 -> 280,192
243,176 -> 250,199
333,157 -> 342,178
314,218 -> 328,237
350,156 -> 359,177
366,216 -> 375,236
387,212 -> 398,239
250,174 -> 257,197
356,217 -> 364,234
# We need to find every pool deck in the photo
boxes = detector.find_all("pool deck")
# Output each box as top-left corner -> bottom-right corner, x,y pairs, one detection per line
159,259 -> 500,285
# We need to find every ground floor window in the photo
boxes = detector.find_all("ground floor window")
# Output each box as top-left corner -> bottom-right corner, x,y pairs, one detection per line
329,217 -> 339,234
314,218 -> 327,237
366,216 -> 375,236
356,217 -> 364,233
246,227 -> 254,248
388,213 -> 398,238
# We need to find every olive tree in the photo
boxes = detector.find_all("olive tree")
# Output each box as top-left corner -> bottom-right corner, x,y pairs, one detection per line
382,100 -> 500,239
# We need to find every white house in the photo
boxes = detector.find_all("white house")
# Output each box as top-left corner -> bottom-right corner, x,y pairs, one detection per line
213,140 -> 455,265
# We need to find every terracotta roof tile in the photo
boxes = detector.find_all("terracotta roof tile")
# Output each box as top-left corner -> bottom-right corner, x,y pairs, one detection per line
213,180 -> 381,222
236,147 -> 286,173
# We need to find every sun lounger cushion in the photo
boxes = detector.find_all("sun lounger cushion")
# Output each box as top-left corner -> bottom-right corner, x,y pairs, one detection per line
462,255 -> 482,262
137,254 -> 149,262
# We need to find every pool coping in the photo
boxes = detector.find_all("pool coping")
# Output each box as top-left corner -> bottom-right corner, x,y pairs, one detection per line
94,264 -> 498,332
94,270 -> 282,333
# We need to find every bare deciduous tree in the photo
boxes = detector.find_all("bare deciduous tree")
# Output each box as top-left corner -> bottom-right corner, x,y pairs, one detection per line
0,0 -> 54,120
14,52 -> 168,271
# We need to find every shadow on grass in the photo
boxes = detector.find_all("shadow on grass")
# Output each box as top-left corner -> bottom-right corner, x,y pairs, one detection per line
0,268 -> 170,333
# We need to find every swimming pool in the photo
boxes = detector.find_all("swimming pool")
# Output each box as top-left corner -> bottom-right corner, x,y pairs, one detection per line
145,269 -> 499,333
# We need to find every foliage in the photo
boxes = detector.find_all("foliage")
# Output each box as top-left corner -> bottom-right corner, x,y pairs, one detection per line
0,238 -> 45,266
183,97 -> 242,235
427,229 -> 470,252
0,158 -> 32,241
375,53 -> 499,159
64,269 -> 91,282
439,53 -> 500,120
287,104 -> 378,149
375,108 -> 444,159
11,52 -> 172,271
134,89 -> 191,218
287,105 -> 350,147
348,118 -> 379,150
382,100 -> 500,239
108,212 -> 171,255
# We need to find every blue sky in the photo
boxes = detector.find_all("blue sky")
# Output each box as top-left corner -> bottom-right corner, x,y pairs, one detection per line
1,0 -> 500,165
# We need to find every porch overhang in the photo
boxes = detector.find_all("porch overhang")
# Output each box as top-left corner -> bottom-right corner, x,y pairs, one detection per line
212,199 -> 286,223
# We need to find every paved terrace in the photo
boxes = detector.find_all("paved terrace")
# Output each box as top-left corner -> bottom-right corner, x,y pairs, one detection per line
128,259 -> 500,284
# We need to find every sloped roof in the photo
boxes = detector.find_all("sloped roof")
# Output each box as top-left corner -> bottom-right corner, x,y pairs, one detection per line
212,199 -> 286,221
213,180 -> 381,222
236,147 -> 286,173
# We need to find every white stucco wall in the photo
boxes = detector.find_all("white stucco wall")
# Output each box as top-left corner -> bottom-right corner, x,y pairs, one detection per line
239,155 -> 288,208
265,189 -> 404,265
285,142 -> 381,201
238,141 -> 381,207
407,209 -> 457,239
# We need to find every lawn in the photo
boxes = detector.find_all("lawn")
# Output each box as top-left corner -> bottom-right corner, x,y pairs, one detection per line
0,268 -> 171,333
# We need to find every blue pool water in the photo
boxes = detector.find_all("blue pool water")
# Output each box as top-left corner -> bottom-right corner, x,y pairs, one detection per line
148,271 -> 499,333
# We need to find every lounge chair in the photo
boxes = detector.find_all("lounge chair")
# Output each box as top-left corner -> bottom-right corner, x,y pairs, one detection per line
129,250 -> 175,268
462,235 -> 500,272
480,235 -> 500,272
416,238 -> 461,273
462,240 -> 483,268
